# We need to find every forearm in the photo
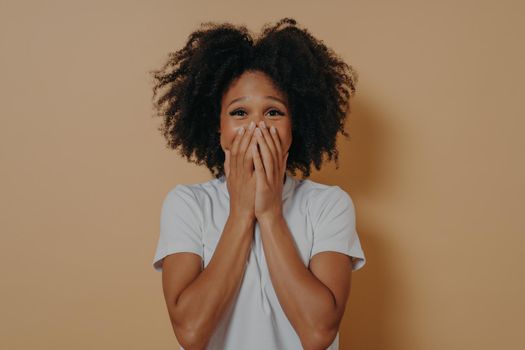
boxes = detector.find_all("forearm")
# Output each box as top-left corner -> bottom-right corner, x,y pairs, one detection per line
258,214 -> 338,348
174,213 -> 254,348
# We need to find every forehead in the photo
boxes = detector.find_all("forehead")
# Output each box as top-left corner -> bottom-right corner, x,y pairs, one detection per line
221,71 -> 285,102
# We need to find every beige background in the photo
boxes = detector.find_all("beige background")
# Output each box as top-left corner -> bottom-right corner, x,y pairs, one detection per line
1,0 -> 523,349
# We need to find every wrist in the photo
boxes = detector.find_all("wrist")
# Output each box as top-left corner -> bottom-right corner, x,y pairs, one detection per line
229,209 -> 256,226
256,210 -> 284,227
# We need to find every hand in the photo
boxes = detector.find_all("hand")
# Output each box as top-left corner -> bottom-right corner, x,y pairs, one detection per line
251,121 -> 289,222
224,121 -> 258,221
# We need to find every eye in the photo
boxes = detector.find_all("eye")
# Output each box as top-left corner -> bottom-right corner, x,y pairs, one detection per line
267,109 -> 285,117
228,108 -> 286,118
229,109 -> 247,117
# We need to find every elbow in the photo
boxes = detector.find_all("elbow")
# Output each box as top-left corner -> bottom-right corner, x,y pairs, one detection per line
173,327 -> 210,350
169,311 -> 210,350
302,327 -> 338,350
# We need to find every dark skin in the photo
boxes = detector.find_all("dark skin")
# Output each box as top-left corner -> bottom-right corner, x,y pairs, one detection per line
219,70 -> 292,220
220,70 -> 353,349
162,70 -> 352,350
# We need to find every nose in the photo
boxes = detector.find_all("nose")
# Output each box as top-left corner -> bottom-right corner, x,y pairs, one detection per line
241,119 -> 258,131
248,115 -> 264,128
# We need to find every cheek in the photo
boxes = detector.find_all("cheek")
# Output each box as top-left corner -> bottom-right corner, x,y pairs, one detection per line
220,126 -> 240,150
276,126 -> 292,151
220,114 -> 248,150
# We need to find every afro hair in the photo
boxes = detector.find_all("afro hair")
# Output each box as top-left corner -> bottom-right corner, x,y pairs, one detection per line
149,17 -> 359,179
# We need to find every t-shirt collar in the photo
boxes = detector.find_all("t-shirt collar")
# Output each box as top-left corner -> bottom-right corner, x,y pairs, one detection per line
219,173 -> 295,201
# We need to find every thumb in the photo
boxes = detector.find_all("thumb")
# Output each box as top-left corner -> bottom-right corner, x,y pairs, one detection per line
224,149 -> 230,178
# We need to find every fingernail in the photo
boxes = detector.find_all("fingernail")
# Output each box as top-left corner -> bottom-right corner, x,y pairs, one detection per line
249,121 -> 255,130
270,126 -> 276,134
238,126 -> 245,135
260,121 -> 266,128
255,127 -> 262,136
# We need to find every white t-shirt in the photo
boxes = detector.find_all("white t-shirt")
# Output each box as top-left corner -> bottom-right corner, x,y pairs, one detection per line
152,173 -> 366,349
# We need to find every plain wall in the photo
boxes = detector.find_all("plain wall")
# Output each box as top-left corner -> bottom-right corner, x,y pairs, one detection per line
1,0 -> 523,349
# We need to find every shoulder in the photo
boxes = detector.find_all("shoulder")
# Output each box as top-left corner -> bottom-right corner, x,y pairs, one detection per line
160,178 -> 222,229
295,178 -> 354,211
163,177 -> 223,207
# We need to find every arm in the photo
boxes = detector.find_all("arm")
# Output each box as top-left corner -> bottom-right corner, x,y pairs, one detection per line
162,213 -> 255,349
258,214 -> 352,350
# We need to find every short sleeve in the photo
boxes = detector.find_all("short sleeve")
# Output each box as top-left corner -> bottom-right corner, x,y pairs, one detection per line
152,184 -> 204,272
310,186 -> 366,271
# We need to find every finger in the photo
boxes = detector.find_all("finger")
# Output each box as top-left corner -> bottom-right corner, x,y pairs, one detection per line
259,121 -> 277,169
245,132 -> 258,173
255,127 -> 273,182
230,126 -> 245,176
240,121 -> 257,170
269,125 -> 283,169
225,149 -> 230,178
251,143 -> 265,185
283,151 -> 289,172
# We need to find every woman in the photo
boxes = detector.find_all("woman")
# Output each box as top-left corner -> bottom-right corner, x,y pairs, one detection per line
150,17 -> 366,350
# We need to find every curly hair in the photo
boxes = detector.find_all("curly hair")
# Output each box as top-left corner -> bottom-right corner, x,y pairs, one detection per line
149,17 -> 359,179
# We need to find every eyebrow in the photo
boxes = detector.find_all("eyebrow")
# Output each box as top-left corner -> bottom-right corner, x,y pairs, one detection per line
228,95 -> 286,107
